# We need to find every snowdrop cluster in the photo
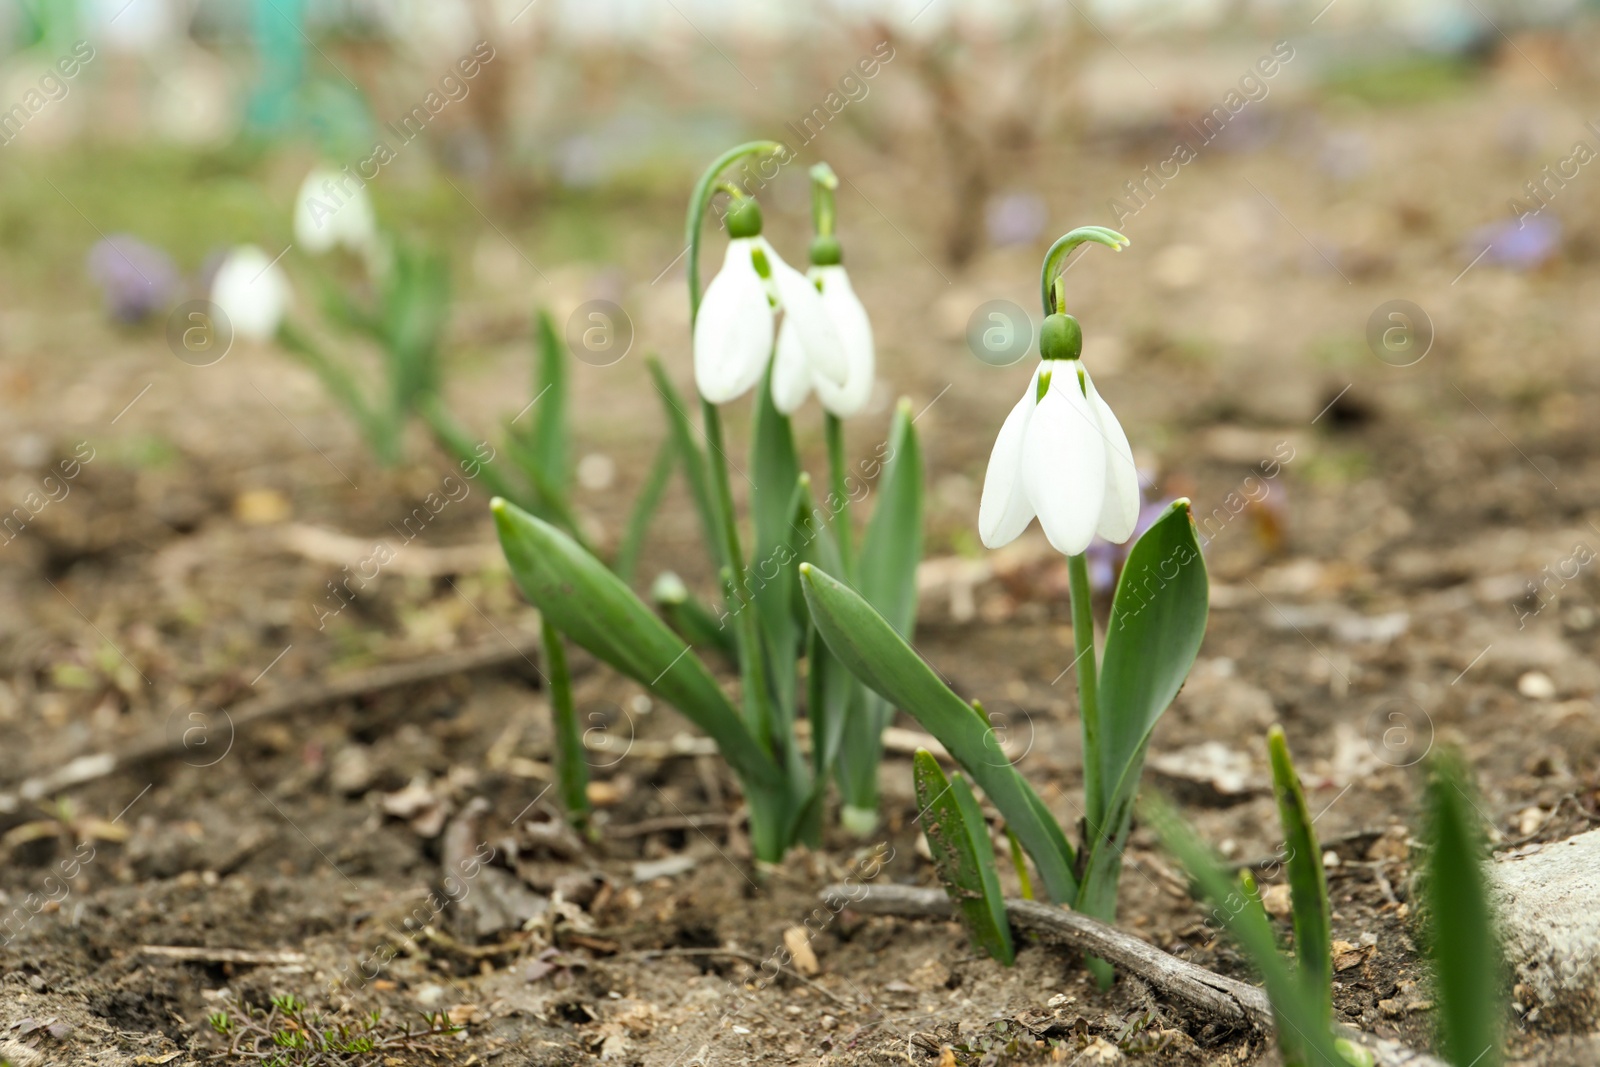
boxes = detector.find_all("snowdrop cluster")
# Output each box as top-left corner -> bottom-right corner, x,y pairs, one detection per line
207,166 -> 383,344
692,195 -> 874,418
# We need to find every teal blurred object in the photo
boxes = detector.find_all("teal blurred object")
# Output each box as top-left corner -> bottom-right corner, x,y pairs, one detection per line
246,0 -> 373,153
246,0 -> 306,134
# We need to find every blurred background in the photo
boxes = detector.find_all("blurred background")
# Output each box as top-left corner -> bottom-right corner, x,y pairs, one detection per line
2,2 -> 1599,1059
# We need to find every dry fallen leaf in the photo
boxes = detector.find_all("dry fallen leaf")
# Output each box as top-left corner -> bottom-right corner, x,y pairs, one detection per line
1331,939 -> 1375,971
1261,883 -> 1293,918
783,926 -> 820,976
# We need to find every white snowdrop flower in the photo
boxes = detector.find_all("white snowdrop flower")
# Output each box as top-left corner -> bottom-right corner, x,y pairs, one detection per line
693,198 -> 846,405
210,245 -> 290,342
293,166 -> 377,257
771,262 -> 874,418
978,313 -> 1139,556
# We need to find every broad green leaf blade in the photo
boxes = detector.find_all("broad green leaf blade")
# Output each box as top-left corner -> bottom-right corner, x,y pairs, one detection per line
530,309 -> 571,498
1095,498 -> 1209,834
1145,794 -> 1346,1067
858,397 -> 924,637
615,438 -> 677,584
1269,726 -> 1332,1028
1425,753 -> 1502,1067
647,357 -> 722,572
1077,501 -> 1209,942
493,499 -> 776,788
541,620 -> 589,830
914,751 -> 1014,965
800,563 -> 1078,904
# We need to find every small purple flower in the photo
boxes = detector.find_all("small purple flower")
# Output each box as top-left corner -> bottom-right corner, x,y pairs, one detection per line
1467,216 -> 1560,271
87,235 -> 179,323
1088,494 -> 1180,596
985,192 -> 1048,248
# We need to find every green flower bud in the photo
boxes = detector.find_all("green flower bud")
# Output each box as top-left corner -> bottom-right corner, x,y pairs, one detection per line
1039,313 -> 1082,361
809,234 -> 842,267
726,197 -> 763,239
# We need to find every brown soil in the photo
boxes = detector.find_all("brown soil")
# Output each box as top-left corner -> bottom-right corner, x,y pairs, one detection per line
3,63 -> 1599,1067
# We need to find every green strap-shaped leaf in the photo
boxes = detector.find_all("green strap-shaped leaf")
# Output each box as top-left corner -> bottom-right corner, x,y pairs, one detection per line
749,366 -> 803,741
750,367 -> 801,579
493,499 -> 777,789
790,474 -> 845,622
1425,752 -> 1502,1067
838,399 -> 926,820
646,357 -> 722,572
615,439 -> 677,585
542,619 -> 589,831
529,309 -> 571,499
313,274 -> 385,342
800,563 -> 1078,904
381,241 -> 449,421
914,751 -> 1014,965
858,397 -> 923,637
417,395 -> 529,513
1269,726 -> 1332,1031
791,476 -> 852,829
1145,793 -> 1346,1067
277,321 -> 386,456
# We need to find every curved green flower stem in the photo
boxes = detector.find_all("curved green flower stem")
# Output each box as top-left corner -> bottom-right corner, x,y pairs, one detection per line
700,399 -> 775,754
1038,226 -> 1130,316
686,142 -> 787,771
825,414 -> 854,572
687,141 -> 783,321
1066,553 -> 1102,836
541,618 -> 590,835
1043,226 -> 1130,990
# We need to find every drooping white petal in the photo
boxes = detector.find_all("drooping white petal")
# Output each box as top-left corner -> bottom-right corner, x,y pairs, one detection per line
761,238 -> 847,390
694,238 -> 774,404
294,167 -> 377,256
210,245 -> 289,342
1022,366 -> 1107,556
770,314 -> 812,414
1084,369 -> 1140,544
978,365 -> 1041,549
812,265 -> 875,417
